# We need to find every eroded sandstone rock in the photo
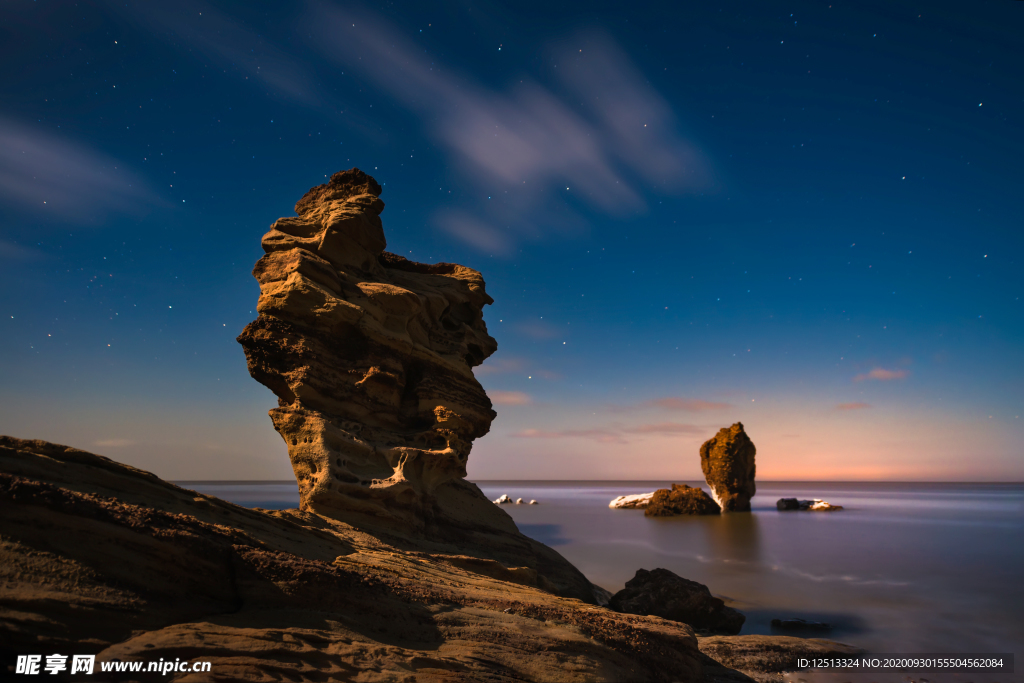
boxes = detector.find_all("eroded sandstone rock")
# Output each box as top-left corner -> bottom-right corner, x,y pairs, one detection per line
609,568 -> 745,635
237,169 -> 497,523
700,423 -> 757,512
236,169 -> 595,602
645,483 -> 721,516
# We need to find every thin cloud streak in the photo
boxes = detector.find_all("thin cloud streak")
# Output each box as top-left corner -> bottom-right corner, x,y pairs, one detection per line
490,391 -> 532,406
110,0 -> 321,107
854,368 -> 909,382
510,421 -> 705,443
0,240 -> 46,262
0,118 -> 155,220
610,396 -> 732,412
836,402 -> 872,410
510,428 -> 625,444
622,422 -> 704,435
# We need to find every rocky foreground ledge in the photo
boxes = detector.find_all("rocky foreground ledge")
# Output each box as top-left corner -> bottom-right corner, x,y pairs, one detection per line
0,436 -> 708,681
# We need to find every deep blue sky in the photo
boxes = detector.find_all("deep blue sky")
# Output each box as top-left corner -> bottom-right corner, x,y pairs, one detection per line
1,0 -> 1021,480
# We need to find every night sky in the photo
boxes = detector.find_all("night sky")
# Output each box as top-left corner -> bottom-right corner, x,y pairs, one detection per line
2,0 -> 1022,481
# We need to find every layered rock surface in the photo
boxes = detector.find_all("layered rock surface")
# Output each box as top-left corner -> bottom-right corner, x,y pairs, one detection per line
645,483 -> 721,516
700,423 -> 757,512
0,436 -> 708,682
236,169 -> 592,601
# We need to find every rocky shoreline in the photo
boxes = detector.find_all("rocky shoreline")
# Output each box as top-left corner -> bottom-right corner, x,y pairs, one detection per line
0,170 -> 861,681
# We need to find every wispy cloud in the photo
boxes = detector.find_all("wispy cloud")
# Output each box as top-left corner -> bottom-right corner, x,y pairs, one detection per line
515,320 -> 563,340
0,118 -> 155,220
0,239 -> 46,262
110,1 -> 321,107
435,210 -> 513,255
510,428 -> 625,444
836,402 -> 872,410
304,4 -> 712,251
610,396 -> 732,412
474,356 -> 527,377
490,391 -> 532,406
853,368 -> 909,382
622,422 -> 704,435
510,421 -> 704,443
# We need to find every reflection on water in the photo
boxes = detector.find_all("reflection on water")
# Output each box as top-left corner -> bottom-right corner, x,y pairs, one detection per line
179,478 -> 1024,661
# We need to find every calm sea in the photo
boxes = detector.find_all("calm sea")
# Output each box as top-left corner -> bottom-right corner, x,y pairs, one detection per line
182,480 -> 1023,671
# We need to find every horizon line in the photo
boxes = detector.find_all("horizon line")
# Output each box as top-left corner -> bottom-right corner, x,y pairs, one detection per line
172,478 -> 1024,485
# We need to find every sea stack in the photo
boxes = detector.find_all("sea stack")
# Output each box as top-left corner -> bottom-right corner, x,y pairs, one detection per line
236,171 -> 487,516
700,423 -> 756,512
237,168 -> 595,600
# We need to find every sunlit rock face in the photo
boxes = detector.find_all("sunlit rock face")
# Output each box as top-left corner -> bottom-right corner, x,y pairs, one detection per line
237,169 -> 498,524
699,423 -> 756,512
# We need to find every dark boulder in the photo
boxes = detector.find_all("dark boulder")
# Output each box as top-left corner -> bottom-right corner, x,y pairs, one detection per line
609,568 -> 745,635
776,498 -> 800,511
645,483 -> 721,517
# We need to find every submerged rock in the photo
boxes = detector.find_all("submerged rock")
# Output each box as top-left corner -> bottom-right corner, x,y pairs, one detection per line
645,483 -> 721,517
777,498 -> 844,512
700,423 -> 757,512
609,492 -> 655,509
609,568 -> 745,635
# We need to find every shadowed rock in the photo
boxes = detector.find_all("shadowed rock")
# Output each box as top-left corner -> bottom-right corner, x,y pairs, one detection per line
609,568 -> 745,635
700,423 -> 757,512
645,483 -> 721,516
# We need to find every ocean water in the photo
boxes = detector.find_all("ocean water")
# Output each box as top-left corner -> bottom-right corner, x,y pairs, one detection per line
184,480 -> 1023,671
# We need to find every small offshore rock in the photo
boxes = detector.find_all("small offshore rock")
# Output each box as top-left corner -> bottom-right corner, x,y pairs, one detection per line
609,568 -> 745,635
645,484 -> 720,517
528,499 -> 538,505
770,617 -> 832,633
777,498 -> 843,511
609,492 -> 655,509
493,494 -> 512,505
515,497 -> 523,505
700,422 -> 757,512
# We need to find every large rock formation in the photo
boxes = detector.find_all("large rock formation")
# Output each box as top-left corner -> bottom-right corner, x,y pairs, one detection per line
237,169 -> 496,524
700,423 -> 756,512
609,568 -> 745,635
645,483 -> 721,516
236,168 -> 593,602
